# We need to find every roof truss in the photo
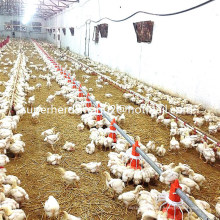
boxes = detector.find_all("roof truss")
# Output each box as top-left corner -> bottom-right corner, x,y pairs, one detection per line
0,0 -> 79,19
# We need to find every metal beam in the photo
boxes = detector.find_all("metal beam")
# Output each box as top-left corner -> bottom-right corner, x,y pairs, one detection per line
0,0 -> 79,18
57,1 -> 69,7
49,0 -> 67,10
59,0 -> 79,2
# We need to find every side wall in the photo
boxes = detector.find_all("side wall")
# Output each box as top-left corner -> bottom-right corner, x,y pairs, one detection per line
0,15 -> 46,40
46,0 -> 220,113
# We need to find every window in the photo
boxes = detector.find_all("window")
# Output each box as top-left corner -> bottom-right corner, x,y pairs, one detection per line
62,28 -> 66,35
21,26 -> 26,32
4,22 -> 12,31
12,21 -> 20,31
32,22 -> 42,32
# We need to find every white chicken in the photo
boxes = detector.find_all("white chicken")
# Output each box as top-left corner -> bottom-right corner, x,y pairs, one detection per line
179,184 -> 191,194
35,83 -> 42,90
47,80 -> 52,89
62,211 -> 81,220
159,166 -> 182,185
46,152 -> 62,165
162,162 -> 175,171
193,116 -> 205,127
118,185 -> 144,212
215,197 -> 220,217
202,147 -> 215,163
4,208 -> 26,220
179,174 -> 200,191
11,133 -> 22,142
133,169 -> 143,185
2,184 -> 12,196
117,113 -> 125,123
189,196 -> 211,213
0,190 -> 5,203
81,162 -> 101,173
196,142 -> 207,159
46,95 -> 55,104
41,127 -> 55,137
141,210 -> 157,220
59,168 -> 80,188
208,123 -> 218,134
1,207 -> 26,220
180,135 -> 192,149
9,141 -> 25,158
122,168 -> 135,183
169,137 -> 180,151
44,132 -> 60,151
62,141 -> 75,152
103,137 -> 113,151
44,196 -> 60,218
4,175 -> 21,185
85,140 -> 95,154
103,171 -> 125,198
170,128 -> 178,136
0,198 -> 19,210
28,95 -> 35,106
77,123 -> 84,131
0,129 -> 13,139
156,145 -> 166,156
105,93 -> 112,98
146,141 -> 155,152
188,170 -> 206,186
0,137 -> 10,153
0,154 -> 9,166
170,119 -> 178,129
10,181 -> 29,204
178,163 -> 191,175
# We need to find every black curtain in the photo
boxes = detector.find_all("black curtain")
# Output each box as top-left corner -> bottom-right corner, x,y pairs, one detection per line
69,27 -> 74,36
98,23 -> 108,38
133,21 -> 154,43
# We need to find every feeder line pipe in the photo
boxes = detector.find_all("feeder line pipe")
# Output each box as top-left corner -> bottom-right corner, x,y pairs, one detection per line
176,188 -> 209,220
8,52 -> 23,116
34,42 -> 210,220
136,147 -> 163,175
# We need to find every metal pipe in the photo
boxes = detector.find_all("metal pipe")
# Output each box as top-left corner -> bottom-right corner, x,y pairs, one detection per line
136,147 -> 163,175
176,188 -> 209,220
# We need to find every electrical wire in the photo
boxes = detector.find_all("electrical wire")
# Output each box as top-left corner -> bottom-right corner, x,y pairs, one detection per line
74,0 -> 215,30
88,0 -> 215,23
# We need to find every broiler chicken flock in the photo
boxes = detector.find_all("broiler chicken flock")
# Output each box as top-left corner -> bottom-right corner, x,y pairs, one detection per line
1,40 -> 217,219
44,47 -> 220,218
0,47 -> 33,219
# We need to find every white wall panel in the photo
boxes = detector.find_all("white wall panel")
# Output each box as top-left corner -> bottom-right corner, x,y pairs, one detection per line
46,0 -> 220,113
